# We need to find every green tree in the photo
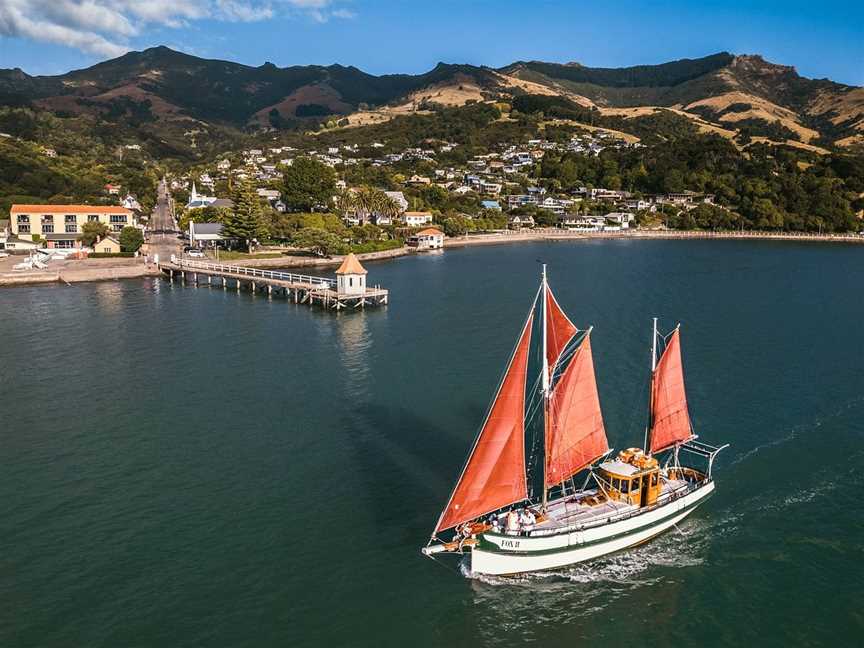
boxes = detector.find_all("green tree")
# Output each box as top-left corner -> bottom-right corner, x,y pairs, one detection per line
119,226 -> 144,253
291,227 -> 346,257
78,221 -> 110,247
282,157 -> 336,212
222,177 -> 267,252
440,213 -> 473,237
178,205 -> 230,232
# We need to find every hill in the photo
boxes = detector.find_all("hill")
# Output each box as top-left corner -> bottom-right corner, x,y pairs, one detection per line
0,48 -> 862,159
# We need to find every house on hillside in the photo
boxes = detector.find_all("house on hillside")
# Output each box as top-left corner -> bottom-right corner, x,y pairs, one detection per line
257,188 -> 281,203
122,194 -> 142,212
0,219 -> 9,250
105,184 -> 121,196
403,211 -> 433,227
481,200 -> 501,211
508,214 -> 535,228
560,214 -> 604,231
384,191 -> 409,212
603,212 -> 634,230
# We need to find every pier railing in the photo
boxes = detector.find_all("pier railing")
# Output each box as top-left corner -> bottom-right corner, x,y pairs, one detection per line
172,257 -> 336,288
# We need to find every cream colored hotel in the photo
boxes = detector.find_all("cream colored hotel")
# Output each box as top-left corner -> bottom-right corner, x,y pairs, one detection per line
9,205 -> 137,248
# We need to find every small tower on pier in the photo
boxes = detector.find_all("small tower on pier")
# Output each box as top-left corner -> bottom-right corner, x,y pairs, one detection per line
336,253 -> 368,296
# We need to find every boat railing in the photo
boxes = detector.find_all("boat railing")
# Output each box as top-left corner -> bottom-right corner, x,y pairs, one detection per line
527,478 -> 710,537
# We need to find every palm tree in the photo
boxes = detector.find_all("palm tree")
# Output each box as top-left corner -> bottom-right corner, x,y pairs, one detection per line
352,187 -> 376,225
333,189 -> 356,221
376,194 -> 401,225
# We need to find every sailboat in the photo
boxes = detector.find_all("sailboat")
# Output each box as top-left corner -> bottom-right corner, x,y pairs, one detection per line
422,266 -> 727,576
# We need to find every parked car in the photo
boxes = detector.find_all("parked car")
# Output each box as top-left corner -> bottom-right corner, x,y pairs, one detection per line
187,249 -> 205,258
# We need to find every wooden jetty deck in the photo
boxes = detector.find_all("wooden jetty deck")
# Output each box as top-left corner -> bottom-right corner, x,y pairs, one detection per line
158,257 -> 388,310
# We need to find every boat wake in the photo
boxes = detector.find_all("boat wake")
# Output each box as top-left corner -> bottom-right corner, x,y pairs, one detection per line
729,393 -> 864,468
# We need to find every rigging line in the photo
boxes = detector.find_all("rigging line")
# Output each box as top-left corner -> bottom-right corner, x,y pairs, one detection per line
427,553 -> 463,575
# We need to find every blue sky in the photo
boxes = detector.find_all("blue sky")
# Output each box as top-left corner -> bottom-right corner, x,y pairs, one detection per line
1,1 -> 862,85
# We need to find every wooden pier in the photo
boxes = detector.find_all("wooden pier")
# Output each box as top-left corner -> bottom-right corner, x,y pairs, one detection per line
158,257 -> 388,310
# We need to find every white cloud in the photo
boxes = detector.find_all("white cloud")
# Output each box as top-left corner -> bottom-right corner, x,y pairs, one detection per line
330,8 -> 355,19
0,0 -> 357,59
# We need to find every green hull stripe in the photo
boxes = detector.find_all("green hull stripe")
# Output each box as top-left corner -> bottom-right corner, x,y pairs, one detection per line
478,491 -> 712,556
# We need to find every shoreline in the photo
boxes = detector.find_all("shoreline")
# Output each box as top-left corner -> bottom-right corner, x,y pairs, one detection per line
443,229 -> 864,247
0,260 -> 160,287
2,229 -> 861,287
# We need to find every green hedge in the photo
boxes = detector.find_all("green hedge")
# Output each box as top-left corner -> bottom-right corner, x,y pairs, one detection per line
89,252 -> 135,258
348,239 -> 404,254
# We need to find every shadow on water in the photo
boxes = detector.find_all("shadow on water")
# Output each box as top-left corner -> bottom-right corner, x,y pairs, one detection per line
339,402 -> 468,535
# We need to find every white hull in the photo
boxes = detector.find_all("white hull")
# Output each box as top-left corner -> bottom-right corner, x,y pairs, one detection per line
470,481 -> 713,576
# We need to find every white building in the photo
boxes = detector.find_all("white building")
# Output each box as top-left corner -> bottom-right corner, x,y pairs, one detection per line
603,212 -> 635,230
403,211 -> 433,227
407,228 -> 445,250
186,183 -> 218,209
336,253 -> 367,296
189,222 -> 224,248
122,194 -> 142,211
257,188 -> 281,202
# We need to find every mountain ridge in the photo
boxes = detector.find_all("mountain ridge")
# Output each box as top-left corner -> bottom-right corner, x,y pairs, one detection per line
0,47 -> 862,153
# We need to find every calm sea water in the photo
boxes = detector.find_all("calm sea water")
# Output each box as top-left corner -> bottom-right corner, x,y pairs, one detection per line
1,240 -> 862,647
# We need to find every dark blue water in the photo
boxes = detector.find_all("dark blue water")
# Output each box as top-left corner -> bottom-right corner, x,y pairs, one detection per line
1,240 -> 862,647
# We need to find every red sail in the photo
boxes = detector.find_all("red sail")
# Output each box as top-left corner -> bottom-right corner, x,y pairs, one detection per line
649,328 -> 693,454
545,333 -> 609,487
546,286 -> 577,372
436,314 -> 533,533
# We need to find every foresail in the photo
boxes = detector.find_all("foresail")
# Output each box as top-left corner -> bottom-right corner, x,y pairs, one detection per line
545,286 -> 578,373
649,328 -> 693,454
435,313 -> 533,533
545,333 -> 608,488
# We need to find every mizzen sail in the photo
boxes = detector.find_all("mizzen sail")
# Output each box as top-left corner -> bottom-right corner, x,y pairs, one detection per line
545,333 -> 608,488
649,328 -> 693,454
435,313 -> 534,533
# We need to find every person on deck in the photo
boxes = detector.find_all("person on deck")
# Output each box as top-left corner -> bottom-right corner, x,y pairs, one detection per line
520,509 -> 536,532
505,509 -> 520,535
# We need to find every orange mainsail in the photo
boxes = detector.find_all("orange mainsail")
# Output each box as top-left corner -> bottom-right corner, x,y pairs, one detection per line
649,328 -> 693,454
545,287 -> 577,373
436,313 -> 533,532
545,333 -> 608,488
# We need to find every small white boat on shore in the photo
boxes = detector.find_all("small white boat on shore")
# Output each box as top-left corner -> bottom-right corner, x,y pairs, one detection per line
422,267 -> 727,576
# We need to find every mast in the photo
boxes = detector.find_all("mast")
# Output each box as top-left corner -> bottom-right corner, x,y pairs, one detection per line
541,264 -> 550,510
644,317 -> 658,453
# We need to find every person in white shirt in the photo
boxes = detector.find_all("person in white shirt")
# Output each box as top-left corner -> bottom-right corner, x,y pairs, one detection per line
505,509 -> 520,535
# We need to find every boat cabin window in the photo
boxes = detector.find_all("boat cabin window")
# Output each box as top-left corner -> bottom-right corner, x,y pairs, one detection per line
610,477 -> 619,491
620,479 -> 630,494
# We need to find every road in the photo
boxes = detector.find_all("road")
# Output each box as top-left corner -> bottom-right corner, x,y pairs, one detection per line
146,179 -> 182,261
